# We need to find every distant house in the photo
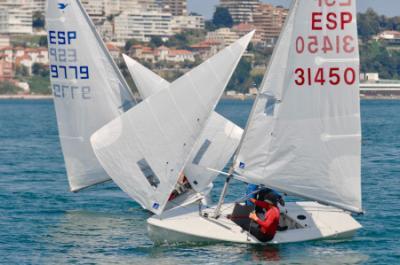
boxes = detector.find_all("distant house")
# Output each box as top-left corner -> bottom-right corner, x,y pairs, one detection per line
156,46 -> 195,63
0,46 -> 14,63
0,35 -> 10,48
232,23 -> 263,44
206,28 -> 239,46
106,43 -> 122,62
24,48 -> 49,65
130,45 -> 156,63
0,55 -> 13,81
375,30 -> 400,45
16,54 -> 34,75
190,40 -> 223,60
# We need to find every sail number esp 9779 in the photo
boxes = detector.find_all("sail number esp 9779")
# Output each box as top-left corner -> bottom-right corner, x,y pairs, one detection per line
48,30 -> 91,99
294,0 -> 357,87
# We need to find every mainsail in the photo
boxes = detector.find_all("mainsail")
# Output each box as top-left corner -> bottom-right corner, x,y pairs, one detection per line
91,32 -> 254,215
123,55 -> 243,194
234,0 -> 362,213
46,0 -> 136,191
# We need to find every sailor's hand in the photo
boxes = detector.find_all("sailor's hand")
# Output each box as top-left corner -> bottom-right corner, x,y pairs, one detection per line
249,212 -> 258,221
250,198 -> 256,204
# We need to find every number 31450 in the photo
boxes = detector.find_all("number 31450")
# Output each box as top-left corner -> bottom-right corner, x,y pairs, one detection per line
294,67 -> 356,86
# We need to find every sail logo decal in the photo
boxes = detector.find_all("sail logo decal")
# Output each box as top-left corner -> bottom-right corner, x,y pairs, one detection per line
152,203 -> 160,210
58,3 -> 69,10
239,162 -> 246,169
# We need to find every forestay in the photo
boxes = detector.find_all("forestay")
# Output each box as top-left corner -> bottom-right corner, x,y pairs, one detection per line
91,32 -> 254,215
123,55 -> 243,194
46,0 -> 136,192
235,0 -> 362,213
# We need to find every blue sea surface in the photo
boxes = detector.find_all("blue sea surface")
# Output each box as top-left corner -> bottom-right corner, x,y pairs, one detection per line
0,99 -> 399,264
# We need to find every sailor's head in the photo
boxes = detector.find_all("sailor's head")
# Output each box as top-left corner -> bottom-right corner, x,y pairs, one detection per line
264,194 -> 278,207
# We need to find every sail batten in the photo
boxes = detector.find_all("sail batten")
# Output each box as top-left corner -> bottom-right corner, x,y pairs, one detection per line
234,0 -> 362,213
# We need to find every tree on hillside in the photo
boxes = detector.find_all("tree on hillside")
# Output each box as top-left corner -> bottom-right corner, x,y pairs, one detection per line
0,81 -> 21,95
165,33 -> 188,49
38,36 -> 48,47
150,36 -> 164,48
124,39 -> 143,52
227,58 -> 252,92
357,9 -> 381,41
33,11 -> 45,29
212,7 -> 233,29
32,63 -> 49,77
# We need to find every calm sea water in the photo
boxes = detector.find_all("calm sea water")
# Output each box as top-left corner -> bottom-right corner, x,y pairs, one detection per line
0,99 -> 399,265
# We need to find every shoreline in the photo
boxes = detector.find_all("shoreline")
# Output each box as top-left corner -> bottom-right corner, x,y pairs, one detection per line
0,95 -> 53,100
1,94 -> 400,100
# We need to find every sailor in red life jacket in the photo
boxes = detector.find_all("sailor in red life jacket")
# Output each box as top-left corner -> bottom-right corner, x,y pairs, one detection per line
248,197 -> 280,242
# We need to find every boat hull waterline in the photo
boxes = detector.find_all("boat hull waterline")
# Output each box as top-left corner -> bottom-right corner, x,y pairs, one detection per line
147,201 -> 361,245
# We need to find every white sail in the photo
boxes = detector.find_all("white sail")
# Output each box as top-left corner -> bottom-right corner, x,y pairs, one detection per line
46,0 -> 135,192
91,32 -> 254,215
123,55 -> 243,194
235,1 -> 362,213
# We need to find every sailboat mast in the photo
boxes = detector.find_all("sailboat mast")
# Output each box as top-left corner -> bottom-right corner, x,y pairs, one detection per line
212,0 -> 298,219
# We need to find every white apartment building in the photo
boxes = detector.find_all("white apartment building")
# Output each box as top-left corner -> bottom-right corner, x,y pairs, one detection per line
220,0 -> 260,23
81,0 -> 105,24
171,15 -> 204,33
0,35 -> 10,47
32,0 -> 46,14
0,0 -> 33,35
114,10 -> 173,44
206,27 -> 239,46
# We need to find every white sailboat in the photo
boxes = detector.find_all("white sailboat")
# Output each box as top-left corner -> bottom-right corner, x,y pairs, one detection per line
47,0 -> 364,245
147,0 -> 363,244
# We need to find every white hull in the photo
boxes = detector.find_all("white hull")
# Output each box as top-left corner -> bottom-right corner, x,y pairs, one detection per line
147,201 -> 362,245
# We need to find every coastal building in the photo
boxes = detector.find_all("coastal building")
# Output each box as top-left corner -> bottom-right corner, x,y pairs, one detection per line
130,45 -> 157,63
0,0 -> 33,35
114,10 -> 173,44
106,43 -> 122,62
253,3 -> 288,45
156,46 -> 195,62
190,40 -> 223,60
81,0 -> 105,24
170,15 -> 204,33
129,44 -> 194,63
375,30 -> 400,46
0,35 -> 10,48
160,0 -> 188,16
32,0 -> 46,14
206,28 -> 239,46
0,55 -> 13,81
0,46 -> 13,63
232,23 -> 262,44
219,0 -> 260,23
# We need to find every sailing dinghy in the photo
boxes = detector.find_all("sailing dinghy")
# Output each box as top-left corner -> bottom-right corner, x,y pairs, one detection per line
47,0 -> 363,245
147,0 -> 363,244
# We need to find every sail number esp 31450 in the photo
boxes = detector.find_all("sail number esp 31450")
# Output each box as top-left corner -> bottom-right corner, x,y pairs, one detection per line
294,0 -> 357,87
